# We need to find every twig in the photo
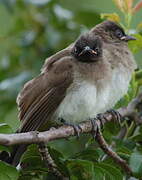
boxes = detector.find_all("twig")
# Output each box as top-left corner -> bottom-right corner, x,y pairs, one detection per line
0,122 -> 92,146
0,90 -> 142,146
118,93 -> 142,118
0,92 -> 142,177
95,127 -> 132,175
38,143 -> 68,180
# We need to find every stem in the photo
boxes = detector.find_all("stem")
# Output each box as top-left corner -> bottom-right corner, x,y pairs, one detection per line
96,128 -> 132,175
124,121 -> 135,139
124,13 -> 132,33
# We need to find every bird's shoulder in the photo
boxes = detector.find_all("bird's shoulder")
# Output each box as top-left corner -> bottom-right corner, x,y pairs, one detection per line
41,44 -> 73,72
17,55 -> 74,122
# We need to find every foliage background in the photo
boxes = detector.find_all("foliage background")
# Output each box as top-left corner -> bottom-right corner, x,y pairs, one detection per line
0,0 -> 142,179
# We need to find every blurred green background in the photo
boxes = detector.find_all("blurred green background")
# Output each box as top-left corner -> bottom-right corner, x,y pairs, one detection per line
0,0 -> 141,141
0,1 -> 142,179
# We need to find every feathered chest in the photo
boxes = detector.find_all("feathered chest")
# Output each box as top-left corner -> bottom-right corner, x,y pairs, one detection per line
55,65 -> 132,124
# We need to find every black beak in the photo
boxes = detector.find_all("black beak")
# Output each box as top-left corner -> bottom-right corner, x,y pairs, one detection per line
79,46 -> 97,56
121,35 -> 136,41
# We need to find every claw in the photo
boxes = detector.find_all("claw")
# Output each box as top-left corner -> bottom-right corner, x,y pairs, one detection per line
90,110 -> 122,139
58,117 -> 82,138
72,125 -> 82,138
96,114 -> 106,129
90,118 -> 101,138
107,109 -> 122,125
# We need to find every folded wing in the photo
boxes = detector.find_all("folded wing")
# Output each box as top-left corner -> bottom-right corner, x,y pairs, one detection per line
17,56 -> 73,132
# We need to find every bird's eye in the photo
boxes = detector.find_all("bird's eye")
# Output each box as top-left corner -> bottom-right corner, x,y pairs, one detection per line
95,47 -> 99,52
115,29 -> 123,38
93,47 -> 99,54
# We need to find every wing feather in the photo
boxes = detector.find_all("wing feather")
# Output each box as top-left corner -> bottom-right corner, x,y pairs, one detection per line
17,56 -> 73,132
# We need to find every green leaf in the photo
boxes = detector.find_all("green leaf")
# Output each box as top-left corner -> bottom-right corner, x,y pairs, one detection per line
48,146 -> 68,175
0,145 -> 10,152
73,148 -> 99,162
4,108 -> 20,132
0,123 -> 13,134
21,145 -> 48,172
114,138 -> 136,151
21,145 -> 67,178
129,152 -> 142,177
85,137 -> 95,148
129,34 -> 142,53
105,121 -> 120,136
21,144 -> 44,169
0,161 -> 19,180
101,13 -> 120,22
135,69 -> 142,80
94,162 -> 123,180
93,167 -> 104,180
0,124 -> 13,155
67,159 -> 95,180
116,146 -> 132,160
131,134 -> 142,143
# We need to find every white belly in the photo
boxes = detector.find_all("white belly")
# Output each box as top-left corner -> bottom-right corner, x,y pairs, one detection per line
55,67 -> 131,124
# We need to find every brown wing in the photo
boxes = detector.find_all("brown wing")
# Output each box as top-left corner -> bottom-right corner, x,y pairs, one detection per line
17,56 -> 73,132
41,44 -> 73,73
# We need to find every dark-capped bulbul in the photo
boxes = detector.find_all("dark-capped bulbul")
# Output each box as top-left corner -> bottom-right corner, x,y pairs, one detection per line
0,20 -> 137,166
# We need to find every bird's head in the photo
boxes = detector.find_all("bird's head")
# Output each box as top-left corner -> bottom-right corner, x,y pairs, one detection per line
92,20 -> 136,44
71,33 -> 102,63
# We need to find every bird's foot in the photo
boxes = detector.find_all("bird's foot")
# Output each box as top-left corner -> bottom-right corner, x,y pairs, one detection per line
90,112 -> 110,138
107,109 -> 122,125
90,117 -> 103,138
96,113 -> 108,128
90,110 -> 121,138
58,118 -> 82,138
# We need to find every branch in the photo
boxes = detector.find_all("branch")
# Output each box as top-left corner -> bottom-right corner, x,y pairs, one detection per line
38,143 -> 68,180
96,127 -> 132,175
0,93 -> 142,177
0,92 -> 142,146
0,121 -> 92,146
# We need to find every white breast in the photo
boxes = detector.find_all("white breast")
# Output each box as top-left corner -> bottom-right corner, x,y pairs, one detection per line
55,81 -> 97,123
55,66 -> 131,124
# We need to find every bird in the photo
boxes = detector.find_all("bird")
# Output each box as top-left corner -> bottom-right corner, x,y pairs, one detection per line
17,34 -> 104,136
0,20 -> 137,167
